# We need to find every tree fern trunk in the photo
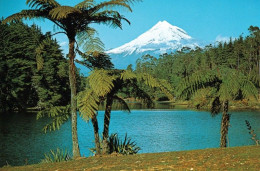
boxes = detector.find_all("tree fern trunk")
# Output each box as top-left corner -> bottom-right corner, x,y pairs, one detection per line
102,95 -> 113,154
220,100 -> 230,147
68,37 -> 80,157
91,114 -> 101,155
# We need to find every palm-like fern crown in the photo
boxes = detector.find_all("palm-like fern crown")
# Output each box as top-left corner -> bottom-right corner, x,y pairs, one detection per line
3,0 -> 140,36
177,67 -> 258,102
78,69 -> 174,121
3,0 -> 141,60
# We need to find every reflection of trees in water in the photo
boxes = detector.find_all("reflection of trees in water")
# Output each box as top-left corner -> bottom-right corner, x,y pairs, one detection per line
98,101 -> 176,110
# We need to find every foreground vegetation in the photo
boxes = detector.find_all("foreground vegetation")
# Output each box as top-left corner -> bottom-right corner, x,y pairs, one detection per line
1,146 -> 259,170
1,0 -> 259,165
3,0 -> 141,157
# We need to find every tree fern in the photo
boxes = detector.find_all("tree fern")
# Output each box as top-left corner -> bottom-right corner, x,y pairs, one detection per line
37,105 -> 70,133
112,95 -> 131,112
76,27 -> 104,53
176,67 -> 258,147
75,0 -> 95,10
26,0 -> 60,9
120,70 -> 137,81
77,89 -> 100,121
3,0 -> 140,158
88,69 -> 116,97
49,6 -> 82,20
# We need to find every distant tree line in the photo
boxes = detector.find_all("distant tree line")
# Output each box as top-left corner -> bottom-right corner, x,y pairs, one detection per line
0,21 -> 82,112
133,26 -> 260,105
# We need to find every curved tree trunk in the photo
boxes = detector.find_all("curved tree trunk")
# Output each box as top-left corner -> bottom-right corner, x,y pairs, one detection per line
102,94 -> 113,154
91,114 -> 101,155
68,37 -> 80,157
220,100 -> 230,147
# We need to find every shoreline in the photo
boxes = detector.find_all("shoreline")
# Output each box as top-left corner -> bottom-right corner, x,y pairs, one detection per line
1,146 -> 259,170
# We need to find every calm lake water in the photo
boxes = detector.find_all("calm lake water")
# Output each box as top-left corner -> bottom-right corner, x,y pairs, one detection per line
0,109 -> 259,166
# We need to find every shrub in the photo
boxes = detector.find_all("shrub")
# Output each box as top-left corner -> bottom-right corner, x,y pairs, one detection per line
41,148 -> 71,163
108,133 -> 141,155
90,133 -> 141,155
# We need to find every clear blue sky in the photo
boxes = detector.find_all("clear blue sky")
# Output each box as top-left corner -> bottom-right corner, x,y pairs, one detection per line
1,0 -> 260,53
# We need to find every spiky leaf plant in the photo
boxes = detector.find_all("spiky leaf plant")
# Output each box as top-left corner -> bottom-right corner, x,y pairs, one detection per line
109,133 -> 141,155
41,148 -> 71,163
90,133 -> 141,155
78,69 -> 173,154
3,0 -> 141,157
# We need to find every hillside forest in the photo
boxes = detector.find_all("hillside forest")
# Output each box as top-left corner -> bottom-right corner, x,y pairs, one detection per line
133,26 -> 260,109
1,22 -> 260,112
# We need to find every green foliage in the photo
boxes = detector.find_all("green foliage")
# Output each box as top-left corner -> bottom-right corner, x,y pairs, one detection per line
134,28 -> 260,102
3,0 -> 141,158
108,133 -> 141,155
0,22 -> 71,112
76,27 -> 104,53
90,133 -> 141,155
78,89 -> 99,121
175,66 -> 258,116
37,105 -> 70,133
88,69 -> 117,97
76,49 -> 114,70
78,69 -> 173,121
41,148 -> 71,163
3,0 -> 141,52
176,67 -> 258,104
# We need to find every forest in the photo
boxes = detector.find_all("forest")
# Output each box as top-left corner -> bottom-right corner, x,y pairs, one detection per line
0,0 -> 259,168
133,26 -> 260,109
0,21 -> 86,112
1,22 -> 259,113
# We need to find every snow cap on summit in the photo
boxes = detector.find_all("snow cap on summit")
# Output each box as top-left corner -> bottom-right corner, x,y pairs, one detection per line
107,20 -> 194,55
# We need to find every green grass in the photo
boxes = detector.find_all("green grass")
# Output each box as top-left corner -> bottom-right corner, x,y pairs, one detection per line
1,146 -> 259,170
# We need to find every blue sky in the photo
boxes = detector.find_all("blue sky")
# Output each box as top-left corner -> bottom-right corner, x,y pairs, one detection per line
1,0 -> 260,53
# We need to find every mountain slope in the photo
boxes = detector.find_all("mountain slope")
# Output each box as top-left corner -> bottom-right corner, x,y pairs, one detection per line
107,20 -> 200,69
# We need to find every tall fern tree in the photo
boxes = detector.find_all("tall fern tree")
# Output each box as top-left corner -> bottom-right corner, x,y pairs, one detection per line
3,0 -> 140,157
78,69 -> 174,154
176,67 -> 258,147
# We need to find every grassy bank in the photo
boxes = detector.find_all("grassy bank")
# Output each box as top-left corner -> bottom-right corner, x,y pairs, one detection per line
1,146 -> 259,170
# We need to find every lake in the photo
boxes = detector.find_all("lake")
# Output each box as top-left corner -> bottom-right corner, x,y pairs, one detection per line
0,109 -> 259,167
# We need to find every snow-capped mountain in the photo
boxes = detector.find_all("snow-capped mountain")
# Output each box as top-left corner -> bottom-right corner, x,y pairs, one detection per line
107,20 -> 200,69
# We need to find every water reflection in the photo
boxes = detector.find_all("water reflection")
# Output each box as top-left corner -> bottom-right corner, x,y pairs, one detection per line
0,109 -> 259,166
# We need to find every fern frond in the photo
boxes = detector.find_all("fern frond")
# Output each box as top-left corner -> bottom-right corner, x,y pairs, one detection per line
131,83 -> 154,108
138,73 -> 174,100
88,69 -> 116,97
89,0 -> 132,14
240,77 -> 258,99
113,95 -> 130,112
89,10 -> 129,29
2,10 -> 48,24
49,6 -> 82,20
26,0 -> 60,9
77,89 -> 100,121
176,69 -> 218,100
120,70 -> 136,81
75,0 -> 95,10
37,105 -> 70,133
76,27 -> 104,53
157,79 -> 174,101
218,83 -> 233,101
138,73 -> 160,88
